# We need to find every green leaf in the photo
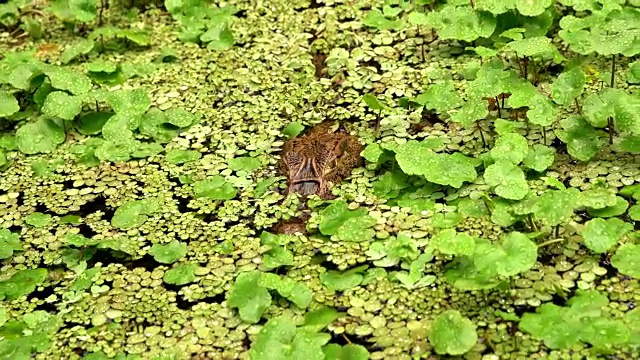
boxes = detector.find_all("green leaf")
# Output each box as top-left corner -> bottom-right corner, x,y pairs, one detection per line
372,171 -> 409,198
587,196 -> 629,218
582,92 -> 612,128
228,157 -> 261,172
523,144 -> 555,172
104,88 -> 151,116
227,271 -> 271,323
163,263 -> 197,285
0,268 -> 47,301
629,204 -> 640,221
319,200 -> 367,235
165,149 -> 202,164
413,82 -> 462,113
551,67 -> 586,106
429,310 -> 478,355
515,0 -> 552,16
323,344 -> 370,360
69,0 -> 98,22
491,133 -> 528,164
149,240 -> 188,264
249,316 -> 331,360
0,90 -> 20,117
362,94 -> 385,110
42,91 -> 82,120
494,119 -> 524,135
484,161 -> 529,200
271,278 -> 312,309
519,303 -> 582,349
362,143 -> 387,164
579,188 -> 617,209
627,61 -> 640,84
429,5 -> 496,42
24,212 -> 52,228
201,24 -> 235,50
555,116 -> 607,161
319,265 -> 368,291
0,229 -> 22,260
193,176 -> 237,200
303,307 -> 344,332
395,141 -> 478,188
61,39 -> 95,64
16,118 -> 65,155
77,111 -> 113,135
448,98 -> 488,127
580,218 -> 632,254
362,9 -> 405,31
497,232 -> 538,276
430,229 -> 475,256
611,244 -> 640,278
282,122 -> 304,139
111,198 -> 160,229
42,65 -> 92,95
534,188 -> 580,226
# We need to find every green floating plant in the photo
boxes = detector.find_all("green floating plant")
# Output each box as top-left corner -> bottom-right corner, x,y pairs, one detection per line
520,289 -> 633,351
163,263 -> 198,285
193,175 -> 237,200
319,265 -> 368,292
318,200 -> 376,242
260,232 -> 294,270
227,270 -> 312,324
429,310 -> 478,356
0,229 -> 22,260
148,240 -> 188,264
0,268 -> 47,301
111,198 -> 161,229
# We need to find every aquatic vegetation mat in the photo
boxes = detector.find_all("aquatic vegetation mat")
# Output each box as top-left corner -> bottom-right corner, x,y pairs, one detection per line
1,0 -> 640,359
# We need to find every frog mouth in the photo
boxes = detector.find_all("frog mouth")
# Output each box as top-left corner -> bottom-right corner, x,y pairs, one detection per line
289,178 -> 323,197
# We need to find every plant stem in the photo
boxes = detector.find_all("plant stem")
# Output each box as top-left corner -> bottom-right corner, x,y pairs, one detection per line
610,54 -> 616,88
374,109 -> 381,138
523,56 -> 528,81
542,126 -> 547,146
95,100 -> 99,112
469,0 -> 475,8
99,0 -> 104,25
477,121 -> 486,148
608,117 -> 614,144
537,238 -> 566,248
574,98 -> 581,115
495,96 -> 502,118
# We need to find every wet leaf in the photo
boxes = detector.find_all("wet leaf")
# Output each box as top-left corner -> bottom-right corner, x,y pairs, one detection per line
193,176 -> 237,200
111,198 -> 161,229
165,149 -> 202,164
319,265 -> 368,291
580,218 -> 632,253
42,91 -> 82,120
248,316 -> 330,360
611,243 -> 640,278
362,93 -> 385,110
429,5 -> 496,42
430,229 -> 475,256
551,67 -> 586,105
413,82 -> 462,113
323,344 -> 370,360
104,88 -> 151,116
484,161 -> 529,200
0,229 -> 22,259
429,310 -> 478,355
555,115 -> 607,161
61,39 -> 95,64
491,133 -> 528,164
24,212 -> 52,228
534,188 -> 580,226
0,90 -> 19,117
163,263 -> 197,285
579,188 -> 617,209
42,65 -> 92,95
587,196 -> 629,218
16,118 -> 65,155
0,268 -> 47,301
303,307 -> 344,332
362,9 -> 405,31
149,240 -> 188,264
228,156 -> 261,172
523,144 -> 555,172
227,270 -> 272,323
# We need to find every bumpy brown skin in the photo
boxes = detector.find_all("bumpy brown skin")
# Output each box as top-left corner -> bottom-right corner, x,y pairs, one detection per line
278,123 -> 363,200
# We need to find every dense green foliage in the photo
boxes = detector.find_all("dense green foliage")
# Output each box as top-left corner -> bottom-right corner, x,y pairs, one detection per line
0,0 -> 639,359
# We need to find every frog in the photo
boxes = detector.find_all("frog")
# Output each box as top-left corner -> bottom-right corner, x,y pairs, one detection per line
273,122 -> 363,235
278,122 -> 363,200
